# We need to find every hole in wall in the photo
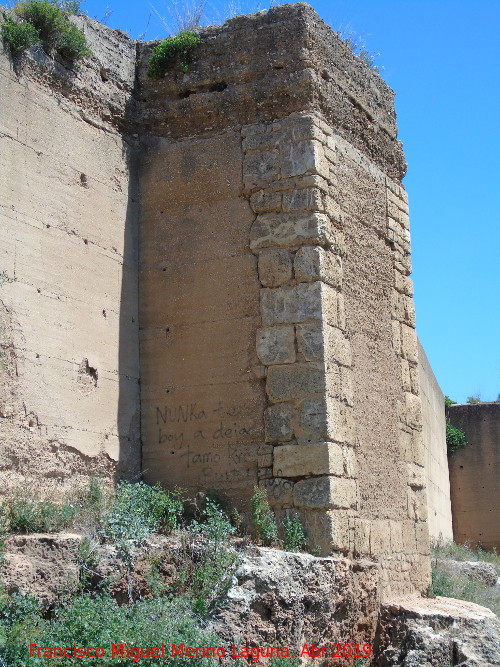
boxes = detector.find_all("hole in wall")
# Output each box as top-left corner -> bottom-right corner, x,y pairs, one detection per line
99,67 -> 109,82
102,309 -> 107,318
209,82 -> 227,92
80,173 -> 88,188
78,358 -> 98,392
83,239 -> 88,245
179,90 -> 194,99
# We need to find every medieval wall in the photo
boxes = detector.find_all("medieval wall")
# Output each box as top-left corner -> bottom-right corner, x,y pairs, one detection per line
0,1 -> 439,598
418,341 -> 453,542
138,3 -> 430,597
447,403 -> 500,550
0,13 -> 141,494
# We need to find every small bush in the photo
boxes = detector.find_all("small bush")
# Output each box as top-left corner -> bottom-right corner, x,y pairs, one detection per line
446,422 -> 467,455
178,499 -> 237,615
2,0 -> 90,63
53,17 -> 89,60
101,482 -> 184,548
148,29 -> 201,77
6,497 -> 76,533
282,514 -> 306,552
251,486 -> 278,546
444,395 -> 457,406
1,15 -> 41,53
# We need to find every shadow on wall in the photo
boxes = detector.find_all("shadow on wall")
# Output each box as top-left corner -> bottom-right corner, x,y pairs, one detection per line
116,99 -> 141,482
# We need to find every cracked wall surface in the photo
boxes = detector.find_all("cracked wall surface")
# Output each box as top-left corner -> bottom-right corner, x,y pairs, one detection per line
0,12 -> 141,493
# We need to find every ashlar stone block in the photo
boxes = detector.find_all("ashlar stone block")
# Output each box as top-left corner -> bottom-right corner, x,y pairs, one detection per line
300,509 -> 352,554
256,325 -> 295,365
297,396 -> 354,444
280,139 -> 329,179
250,212 -> 335,250
293,476 -> 357,510
243,149 -> 280,188
260,282 -> 323,326
294,245 -> 342,288
249,189 -> 282,214
266,363 -> 325,403
257,248 -> 293,287
264,402 -> 296,442
282,187 -> 323,213
273,441 -> 345,478
296,322 -> 324,361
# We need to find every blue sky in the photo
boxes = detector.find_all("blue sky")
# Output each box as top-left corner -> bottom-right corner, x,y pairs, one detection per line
81,0 -> 500,404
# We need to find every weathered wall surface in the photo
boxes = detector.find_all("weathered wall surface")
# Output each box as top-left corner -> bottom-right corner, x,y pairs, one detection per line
138,3 -> 430,597
0,14 -> 141,493
418,341 -> 453,542
447,403 -> 500,550
1,1 -> 435,598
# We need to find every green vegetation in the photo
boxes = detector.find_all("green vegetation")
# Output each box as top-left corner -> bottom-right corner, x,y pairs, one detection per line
101,481 -> 183,548
429,541 -> 500,617
176,499 -> 237,615
1,0 -> 90,63
282,513 -> 307,552
5,497 -> 76,533
432,540 -> 500,566
147,29 -> 201,77
0,481 -> 317,665
1,16 -> 40,52
0,593 -> 221,666
250,486 -> 278,546
445,422 -> 467,455
444,395 -> 457,407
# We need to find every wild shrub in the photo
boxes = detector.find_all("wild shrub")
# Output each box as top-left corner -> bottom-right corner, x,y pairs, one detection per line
250,486 -> 278,546
148,29 -> 200,77
1,15 -> 41,52
177,499 -> 237,615
446,422 -> 467,455
282,514 -> 306,552
2,0 -> 90,62
101,482 -> 184,548
6,497 -> 76,533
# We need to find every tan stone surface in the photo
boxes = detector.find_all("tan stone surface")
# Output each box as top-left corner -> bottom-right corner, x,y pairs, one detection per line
139,133 -> 264,507
418,341 -> 453,542
0,17 -> 140,493
448,403 -> 500,550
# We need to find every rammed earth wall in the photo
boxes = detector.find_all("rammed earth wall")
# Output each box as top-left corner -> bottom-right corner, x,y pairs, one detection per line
0,11 -> 141,493
137,4 -> 430,596
1,2 -> 437,597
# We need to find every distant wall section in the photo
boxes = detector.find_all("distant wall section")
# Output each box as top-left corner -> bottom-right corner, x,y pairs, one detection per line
447,403 -> 500,550
418,341 -> 453,542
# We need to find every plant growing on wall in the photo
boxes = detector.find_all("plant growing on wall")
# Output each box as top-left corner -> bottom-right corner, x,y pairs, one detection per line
1,0 -> 90,63
446,422 -> 467,455
147,29 -> 201,77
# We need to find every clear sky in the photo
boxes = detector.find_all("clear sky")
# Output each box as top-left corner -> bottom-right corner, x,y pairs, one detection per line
80,0 -> 500,404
